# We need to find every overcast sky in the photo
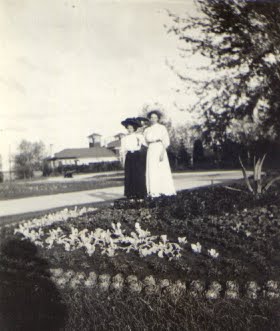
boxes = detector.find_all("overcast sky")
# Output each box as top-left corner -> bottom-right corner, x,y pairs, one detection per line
0,0 -> 202,170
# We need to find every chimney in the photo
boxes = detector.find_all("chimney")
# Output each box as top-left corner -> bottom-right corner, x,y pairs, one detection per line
88,133 -> 102,148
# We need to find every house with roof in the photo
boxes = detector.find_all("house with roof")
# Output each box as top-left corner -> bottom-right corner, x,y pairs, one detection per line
48,133 -> 119,169
106,133 -> 125,156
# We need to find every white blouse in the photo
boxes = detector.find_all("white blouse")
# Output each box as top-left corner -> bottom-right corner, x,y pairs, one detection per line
120,132 -> 145,164
144,123 -> 170,149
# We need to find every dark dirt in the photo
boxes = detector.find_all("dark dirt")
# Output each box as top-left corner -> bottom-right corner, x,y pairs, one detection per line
19,182 -> 280,289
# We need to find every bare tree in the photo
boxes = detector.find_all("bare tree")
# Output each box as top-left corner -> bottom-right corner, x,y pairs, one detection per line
14,140 -> 46,179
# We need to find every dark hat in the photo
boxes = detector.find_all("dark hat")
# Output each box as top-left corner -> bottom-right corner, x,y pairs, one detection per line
121,118 -> 140,129
135,116 -> 149,123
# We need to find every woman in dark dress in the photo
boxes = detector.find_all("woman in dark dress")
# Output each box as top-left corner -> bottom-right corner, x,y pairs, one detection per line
135,117 -> 149,195
120,118 -> 147,200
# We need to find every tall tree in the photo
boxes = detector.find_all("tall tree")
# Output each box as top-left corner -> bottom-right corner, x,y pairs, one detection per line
167,0 -> 280,145
14,140 -> 46,179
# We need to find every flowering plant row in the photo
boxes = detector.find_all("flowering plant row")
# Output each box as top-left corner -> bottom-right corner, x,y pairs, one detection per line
48,267 -> 279,301
14,210 -> 219,260
13,207 -> 96,246
16,207 -> 97,230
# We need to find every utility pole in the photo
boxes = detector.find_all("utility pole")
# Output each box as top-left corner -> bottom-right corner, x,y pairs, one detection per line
9,145 -> 12,181
0,127 -> 26,182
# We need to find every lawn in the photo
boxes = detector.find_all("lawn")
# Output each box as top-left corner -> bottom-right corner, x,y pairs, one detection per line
0,173 -> 123,200
0,182 -> 280,330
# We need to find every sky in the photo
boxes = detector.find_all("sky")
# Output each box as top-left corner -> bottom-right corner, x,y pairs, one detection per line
0,0 -> 202,171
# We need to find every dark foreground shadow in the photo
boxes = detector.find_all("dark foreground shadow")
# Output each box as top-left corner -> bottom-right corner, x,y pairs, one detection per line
0,238 -> 67,331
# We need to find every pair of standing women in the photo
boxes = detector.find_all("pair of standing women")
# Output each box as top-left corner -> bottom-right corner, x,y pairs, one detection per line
120,110 -> 176,199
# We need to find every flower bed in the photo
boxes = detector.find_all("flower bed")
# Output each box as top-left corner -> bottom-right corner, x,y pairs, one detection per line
1,183 -> 280,330
10,183 -> 280,288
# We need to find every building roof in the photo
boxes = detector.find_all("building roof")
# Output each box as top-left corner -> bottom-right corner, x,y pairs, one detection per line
87,133 -> 102,138
114,133 -> 125,138
54,147 -> 116,159
107,140 -> 121,149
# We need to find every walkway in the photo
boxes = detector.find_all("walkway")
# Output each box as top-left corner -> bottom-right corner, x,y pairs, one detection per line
0,170 -> 246,218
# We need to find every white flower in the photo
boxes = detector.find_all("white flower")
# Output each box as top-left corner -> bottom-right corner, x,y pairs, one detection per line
208,248 -> 219,258
111,222 -> 124,237
267,280 -> 278,291
264,53 -> 277,65
64,270 -> 75,281
205,289 -> 218,299
15,212 -> 186,261
178,237 -> 188,245
246,281 -> 260,299
84,272 -> 97,287
190,280 -> 205,294
135,222 -> 151,238
160,235 -> 168,244
191,242 -> 202,254
50,268 -> 64,278
84,243 -> 96,256
206,281 -> 222,300
55,276 -> 69,289
111,274 -> 124,291
14,207 -> 96,233
158,250 -> 164,258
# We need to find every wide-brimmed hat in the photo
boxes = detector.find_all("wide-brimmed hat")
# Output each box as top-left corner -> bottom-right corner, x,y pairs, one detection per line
147,110 -> 163,120
135,116 -> 149,123
121,118 -> 140,129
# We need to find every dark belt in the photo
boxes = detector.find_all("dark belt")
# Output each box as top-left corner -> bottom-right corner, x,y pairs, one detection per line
149,140 -> 161,144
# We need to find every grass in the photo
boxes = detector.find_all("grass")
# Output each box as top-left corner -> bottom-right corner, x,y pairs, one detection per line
0,174 -> 123,201
63,288 -> 280,331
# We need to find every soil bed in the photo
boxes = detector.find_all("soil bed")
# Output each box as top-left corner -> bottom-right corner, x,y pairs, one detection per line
13,182 -> 279,289
1,182 -> 280,330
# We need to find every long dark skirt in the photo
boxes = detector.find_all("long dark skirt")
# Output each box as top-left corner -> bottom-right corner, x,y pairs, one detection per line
138,145 -> 147,186
124,151 -> 147,198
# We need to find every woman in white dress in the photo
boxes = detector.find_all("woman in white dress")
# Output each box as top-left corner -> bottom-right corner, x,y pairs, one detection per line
144,111 -> 176,197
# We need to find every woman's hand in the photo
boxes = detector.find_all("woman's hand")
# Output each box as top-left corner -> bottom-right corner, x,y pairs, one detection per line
137,136 -> 141,147
159,150 -> 165,162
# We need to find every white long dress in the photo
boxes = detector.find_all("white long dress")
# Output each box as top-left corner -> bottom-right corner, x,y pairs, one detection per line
144,123 -> 176,197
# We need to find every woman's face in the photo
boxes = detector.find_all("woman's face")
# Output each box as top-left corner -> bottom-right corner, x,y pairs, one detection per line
150,113 -> 159,125
127,125 -> 135,134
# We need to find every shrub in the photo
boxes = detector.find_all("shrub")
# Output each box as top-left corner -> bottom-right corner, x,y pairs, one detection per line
226,155 -> 280,196
55,161 -> 122,174
42,161 -> 52,177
